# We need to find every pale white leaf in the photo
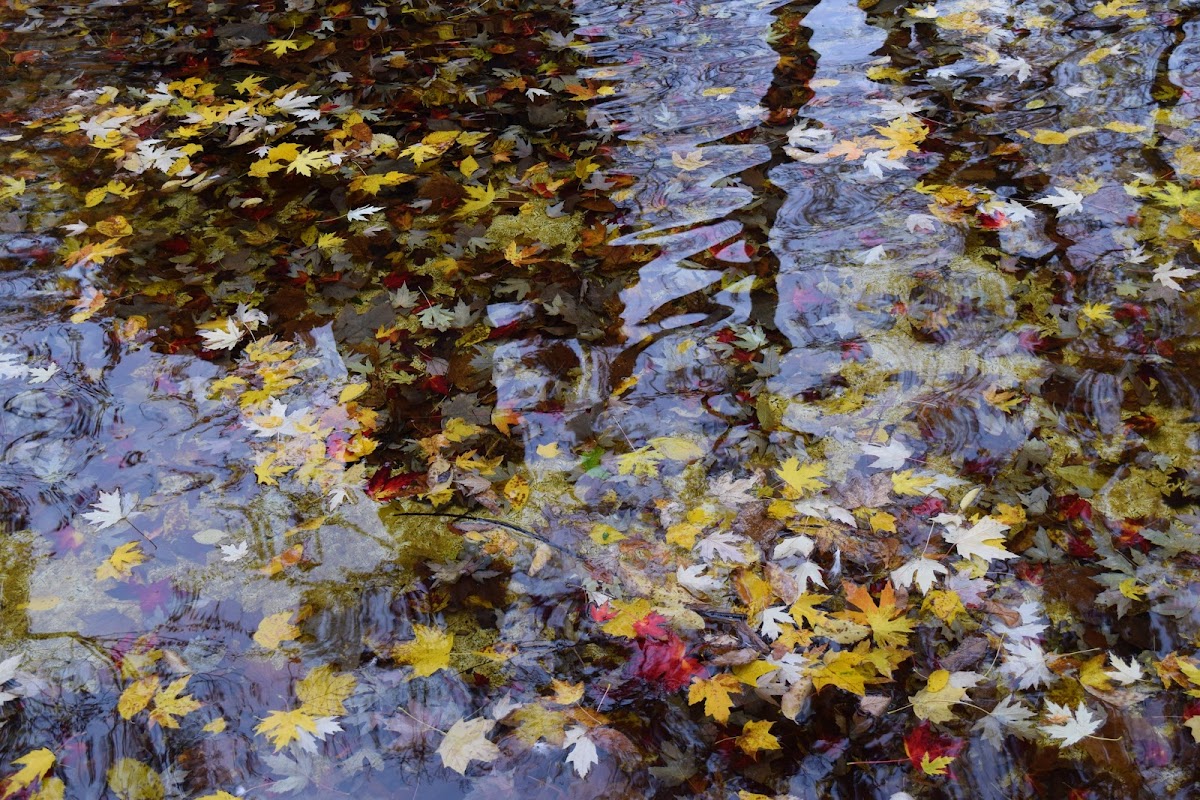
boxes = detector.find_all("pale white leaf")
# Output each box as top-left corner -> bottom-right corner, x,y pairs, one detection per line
1152,263 -> 1198,292
758,606 -> 793,640
938,514 -> 1015,562
890,557 -> 947,594
1105,654 -> 1143,685
1039,700 -> 1102,747
199,318 -> 244,350
1035,187 -> 1085,217
82,489 -> 135,530
563,726 -> 599,778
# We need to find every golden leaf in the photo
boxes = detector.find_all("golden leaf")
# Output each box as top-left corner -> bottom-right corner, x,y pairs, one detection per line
296,665 -> 357,717
836,581 -> 915,648
2,748 -> 55,799
775,457 -> 827,497
687,673 -> 742,723
106,758 -> 163,800
392,625 -> 454,677
253,611 -> 300,650
255,709 -> 318,751
736,720 -> 781,756
117,677 -> 159,720
96,542 -> 147,582
910,670 -> 966,723
148,676 -> 201,729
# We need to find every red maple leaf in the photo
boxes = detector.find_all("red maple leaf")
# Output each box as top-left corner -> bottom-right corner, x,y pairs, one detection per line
904,722 -> 963,775
630,632 -> 701,692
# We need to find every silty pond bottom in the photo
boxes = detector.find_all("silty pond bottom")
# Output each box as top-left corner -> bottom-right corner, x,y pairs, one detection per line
1,0 -> 1200,798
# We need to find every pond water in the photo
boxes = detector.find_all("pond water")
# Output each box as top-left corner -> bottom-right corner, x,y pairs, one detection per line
1,0 -> 1200,798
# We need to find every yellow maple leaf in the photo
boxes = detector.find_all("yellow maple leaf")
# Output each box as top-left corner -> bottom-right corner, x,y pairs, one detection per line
149,676 -> 200,729
202,718 -> 227,734
392,624 -> 454,677
910,669 -> 966,723
732,659 -> 779,687
921,752 -> 955,775
1093,0 -> 1145,19
117,677 -> 159,720
600,598 -> 654,639
869,510 -> 897,533
285,148 -> 331,177
687,673 -> 742,723
982,385 -> 1024,413
106,758 -> 160,800
0,176 -> 25,201
254,611 -> 300,650
30,776 -> 63,800
457,182 -> 498,216
810,649 -> 870,696
255,709 -> 318,751
837,581 -> 914,648
615,446 -> 663,477
1080,302 -> 1113,324
253,451 -> 293,486
511,703 -> 568,745
64,238 -> 129,268
548,679 -> 585,705
648,436 -> 704,461
233,75 -> 266,94
248,159 -> 281,178
873,115 -> 928,159
315,232 -> 345,252
349,170 -> 413,195
736,720 -> 781,756
775,457 -> 827,497
2,748 -> 54,799
891,470 -> 935,496
671,150 -> 712,171
296,665 -> 357,717
437,717 -> 500,774
96,542 -> 146,582
1079,654 -> 1115,693
264,38 -> 301,56
790,593 -> 832,628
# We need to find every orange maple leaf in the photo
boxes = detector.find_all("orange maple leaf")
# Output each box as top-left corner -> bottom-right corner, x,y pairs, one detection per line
836,581 -> 915,648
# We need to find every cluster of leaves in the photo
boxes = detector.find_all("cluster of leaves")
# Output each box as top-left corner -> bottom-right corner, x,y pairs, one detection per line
3,0 -> 1200,798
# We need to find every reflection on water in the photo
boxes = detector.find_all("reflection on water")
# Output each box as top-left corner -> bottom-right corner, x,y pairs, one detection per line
2,0 -> 1200,798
